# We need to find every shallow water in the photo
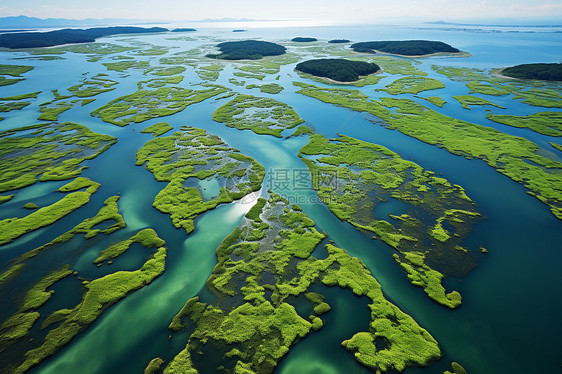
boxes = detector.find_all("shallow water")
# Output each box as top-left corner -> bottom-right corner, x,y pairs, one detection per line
0,23 -> 560,374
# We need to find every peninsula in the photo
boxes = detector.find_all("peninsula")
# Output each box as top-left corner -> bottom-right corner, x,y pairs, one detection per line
0,26 -> 168,49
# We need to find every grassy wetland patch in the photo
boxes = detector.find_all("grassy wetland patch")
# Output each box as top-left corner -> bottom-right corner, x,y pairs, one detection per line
92,85 -> 229,126
378,76 -> 445,95
299,134 -> 481,307
212,94 -> 304,137
154,193 -> 441,374
136,126 -> 265,234
487,111 -> 562,137
0,122 -> 116,194
1,228 -> 167,374
294,82 -> 562,220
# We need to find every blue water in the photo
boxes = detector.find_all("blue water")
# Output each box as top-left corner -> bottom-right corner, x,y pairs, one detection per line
0,23 -> 560,374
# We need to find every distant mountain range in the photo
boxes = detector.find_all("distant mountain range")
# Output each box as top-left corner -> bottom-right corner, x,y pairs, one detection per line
0,15 -> 267,29
427,20 -> 562,28
0,15 -> 168,29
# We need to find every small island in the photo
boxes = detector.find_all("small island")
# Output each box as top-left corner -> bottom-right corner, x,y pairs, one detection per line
296,58 -> 380,82
232,29 -> 247,32
329,39 -> 351,43
351,40 -> 460,56
171,28 -> 196,32
500,63 -> 562,81
206,40 -> 286,60
292,37 -> 317,42
0,26 -> 169,49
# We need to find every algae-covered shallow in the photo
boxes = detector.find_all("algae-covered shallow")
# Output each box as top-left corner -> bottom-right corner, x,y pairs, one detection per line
0,23 -> 560,374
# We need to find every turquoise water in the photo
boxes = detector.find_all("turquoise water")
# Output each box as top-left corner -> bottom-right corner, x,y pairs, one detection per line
0,24 -> 560,374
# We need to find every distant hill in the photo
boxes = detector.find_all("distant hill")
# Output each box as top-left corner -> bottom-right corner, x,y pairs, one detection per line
296,58 -> 379,82
207,40 -> 286,60
171,28 -> 196,32
0,15 -> 165,29
501,63 -> 562,81
351,40 -> 460,56
0,26 -> 168,49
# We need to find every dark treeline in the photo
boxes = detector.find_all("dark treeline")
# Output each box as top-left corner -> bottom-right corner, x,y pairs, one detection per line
207,40 -> 286,60
296,58 -> 379,82
292,37 -> 317,42
351,40 -> 460,55
0,26 -> 168,49
171,28 -> 196,32
232,30 -> 247,32
329,39 -> 351,43
502,63 -> 562,81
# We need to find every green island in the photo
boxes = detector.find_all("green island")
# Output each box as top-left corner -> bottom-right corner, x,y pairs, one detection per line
422,96 -> 447,107
329,39 -> 351,43
67,74 -> 119,97
378,76 -> 445,94
0,64 -> 34,86
486,111 -> 562,137
294,82 -> 562,220
212,94 -> 304,137
299,134 -> 481,307
207,40 -> 286,60
445,362 -> 468,374
1,227 -> 167,374
150,192 -> 441,373
550,142 -> 562,152
291,37 -> 318,42
92,85 -> 229,126
102,59 -> 151,72
136,126 -> 265,234
0,178 -> 100,246
501,63 -> 562,81
453,95 -> 506,110
351,40 -> 460,56
246,83 -> 284,94
0,122 -> 117,193
433,65 -> 562,108
295,58 -> 380,83
141,122 -> 174,137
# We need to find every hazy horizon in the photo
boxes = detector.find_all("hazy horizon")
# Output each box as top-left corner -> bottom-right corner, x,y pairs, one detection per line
1,0 -> 562,26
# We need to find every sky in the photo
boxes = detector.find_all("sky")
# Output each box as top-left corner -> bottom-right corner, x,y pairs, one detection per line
1,0 -> 561,24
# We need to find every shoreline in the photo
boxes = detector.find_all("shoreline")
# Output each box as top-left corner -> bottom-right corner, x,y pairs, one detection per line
352,49 -> 471,59
297,69 -> 383,85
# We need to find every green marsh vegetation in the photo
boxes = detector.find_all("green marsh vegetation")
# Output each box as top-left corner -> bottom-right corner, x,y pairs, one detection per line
378,76 -> 445,95
453,95 -> 506,110
213,94 -> 304,137
0,122 -> 116,194
136,126 -> 265,234
2,228 -> 167,374
0,64 -> 33,86
434,65 -> 562,108
141,122 -> 173,137
353,55 -> 427,76
154,193 -> 441,373
487,111 -> 562,137
422,96 -> 447,107
246,83 -> 284,94
0,178 -> 100,246
294,82 -> 562,220
299,134 -> 481,307
92,85 -> 229,126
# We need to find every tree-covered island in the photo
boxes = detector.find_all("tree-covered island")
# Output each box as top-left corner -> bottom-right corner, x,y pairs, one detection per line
207,40 -> 286,60
296,58 -> 380,82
